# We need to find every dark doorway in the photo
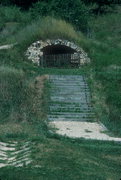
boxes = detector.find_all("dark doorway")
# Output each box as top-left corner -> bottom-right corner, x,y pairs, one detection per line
41,45 -> 80,68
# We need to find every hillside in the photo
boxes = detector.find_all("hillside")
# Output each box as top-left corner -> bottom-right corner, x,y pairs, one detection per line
0,3 -> 121,180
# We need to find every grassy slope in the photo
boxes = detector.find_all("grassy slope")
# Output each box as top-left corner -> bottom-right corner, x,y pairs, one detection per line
0,6 -> 121,179
88,7 -> 121,136
0,138 -> 121,180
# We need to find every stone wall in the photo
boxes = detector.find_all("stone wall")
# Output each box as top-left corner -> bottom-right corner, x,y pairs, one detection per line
26,39 -> 90,66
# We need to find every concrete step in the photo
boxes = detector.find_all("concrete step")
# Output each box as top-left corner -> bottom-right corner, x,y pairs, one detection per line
50,100 -> 90,104
49,107 -> 93,112
48,117 -> 94,122
50,81 -> 87,84
50,88 -> 90,91
50,109 -> 92,112
50,96 -> 90,100
50,91 -> 90,94
51,84 -> 88,86
49,103 -> 93,108
48,75 -> 95,123
50,82 -> 88,85
48,114 -> 94,117
48,114 -> 95,119
49,75 -> 84,79
50,93 -> 90,96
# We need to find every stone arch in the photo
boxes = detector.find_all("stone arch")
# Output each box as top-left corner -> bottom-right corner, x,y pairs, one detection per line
26,39 -> 90,67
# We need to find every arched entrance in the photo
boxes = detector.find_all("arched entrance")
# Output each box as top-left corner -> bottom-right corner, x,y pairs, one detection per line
26,39 -> 90,67
42,44 -> 79,67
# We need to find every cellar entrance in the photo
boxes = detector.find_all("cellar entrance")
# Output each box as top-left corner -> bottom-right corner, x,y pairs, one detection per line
41,44 -> 80,68
26,39 -> 90,66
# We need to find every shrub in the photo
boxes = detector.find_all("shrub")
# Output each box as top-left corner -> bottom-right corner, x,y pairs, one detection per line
82,0 -> 121,14
0,0 -> 39,9
0,66 -> 24,121
0,66 -> 43,123
30,0 -> 89,31
14,17 -> 85,51
0,6 -> 32,44
0,6 -> 31,25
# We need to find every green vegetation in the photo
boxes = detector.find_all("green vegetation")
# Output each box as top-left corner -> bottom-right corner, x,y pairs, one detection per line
15,17 -> 82,51
0,6 -> 31,44
0,139 -> 121,180
1,0 -> 121,13
0,2 -> 121,180
82,0 -> 121,14
87,8 -> 121,136
30,0 -> 89,31
0,65 -> 48,139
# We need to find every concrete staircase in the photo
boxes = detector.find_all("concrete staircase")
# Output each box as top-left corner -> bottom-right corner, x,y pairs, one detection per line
48,75 -> 95,122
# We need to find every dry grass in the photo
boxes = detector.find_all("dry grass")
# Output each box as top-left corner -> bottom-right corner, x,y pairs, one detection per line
11,17 -> 85,51
0,67 -> 48,139
0,122 -> 36,138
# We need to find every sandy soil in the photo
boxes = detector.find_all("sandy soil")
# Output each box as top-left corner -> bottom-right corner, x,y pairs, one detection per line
50,121 -> 121,142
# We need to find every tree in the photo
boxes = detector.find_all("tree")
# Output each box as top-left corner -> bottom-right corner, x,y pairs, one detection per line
82,0 -> 121,14
0,0 -> 39,9
30,0 -> 89,32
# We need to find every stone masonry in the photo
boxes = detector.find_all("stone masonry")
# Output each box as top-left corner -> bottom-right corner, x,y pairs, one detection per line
26,39 -> 90,66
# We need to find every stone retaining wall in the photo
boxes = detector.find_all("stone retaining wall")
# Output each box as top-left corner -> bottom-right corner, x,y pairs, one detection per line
26,39 -> 90,66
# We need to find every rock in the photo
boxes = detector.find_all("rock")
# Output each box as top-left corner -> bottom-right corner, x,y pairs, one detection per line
26,39 -> 90,66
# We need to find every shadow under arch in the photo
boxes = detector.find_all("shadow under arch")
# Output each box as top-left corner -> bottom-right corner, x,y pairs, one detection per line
26,39 -> 90,68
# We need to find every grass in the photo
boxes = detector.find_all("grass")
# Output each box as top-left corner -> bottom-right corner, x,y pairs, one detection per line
0,5 -> 121,180
0,138 -> 121,180
83,8 -> 121,137
89,6 -> 121,48
8,16 -> 84,52
0,65 -> 48,140
0,6 -> 31,45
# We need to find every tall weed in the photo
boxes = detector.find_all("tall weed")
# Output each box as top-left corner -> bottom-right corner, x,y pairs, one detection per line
14,17 -> 84,51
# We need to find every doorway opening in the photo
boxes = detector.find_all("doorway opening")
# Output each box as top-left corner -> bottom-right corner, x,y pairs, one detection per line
41,44 -> 80,68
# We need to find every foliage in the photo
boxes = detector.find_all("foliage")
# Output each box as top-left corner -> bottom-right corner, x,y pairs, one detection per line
89,10 -> 121,48
94,70 -> 121,135
86,8 -> 121,135
0,6 -> 31,24
0,4 -> 121,179
0,66 -> 28,122
30,0 -> 89,31
1,0 -> 121,17
0,6 -> 31,44
0,65 -> 46,124
82,0 -> 121,14
0,0 -> 38,9
13,17 -> 83,51
1,0 -> 121,14
0,139 -> 121,180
